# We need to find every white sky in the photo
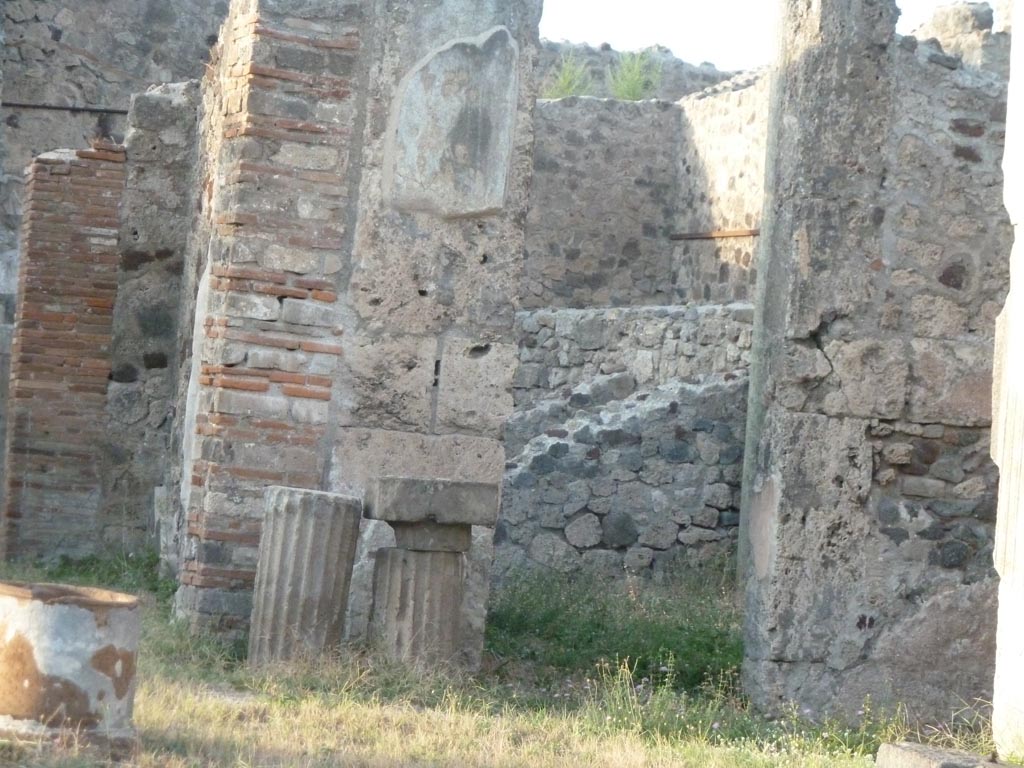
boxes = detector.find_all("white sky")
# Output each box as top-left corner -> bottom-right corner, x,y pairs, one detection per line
540,0 -> 974,72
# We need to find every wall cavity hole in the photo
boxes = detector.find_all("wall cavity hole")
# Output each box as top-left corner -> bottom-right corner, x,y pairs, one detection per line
467,343 -> 492,358
433,359 -> 441,387
369,297 -> 382,306
417,289 -> 428,297
479,254 -> 489,264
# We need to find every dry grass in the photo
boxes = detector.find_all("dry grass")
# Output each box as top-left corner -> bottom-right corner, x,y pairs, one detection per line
0,555 -> 1000,767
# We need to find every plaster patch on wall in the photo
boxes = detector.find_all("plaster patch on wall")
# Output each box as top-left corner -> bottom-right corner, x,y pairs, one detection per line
384,27 -> 519,218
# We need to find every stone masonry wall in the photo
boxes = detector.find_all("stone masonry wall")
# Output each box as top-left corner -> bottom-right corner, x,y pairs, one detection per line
741,0 -> 1010,722
1,145 -> 125,560
511,304 -> 753,412
522,98 -> 681,308
106,83 -> 202,553
174,0 -> 364,633
524,73 -> 768,309
673,72 -> 770,304
498,305 -> 752,580
175,0 -> 542,659
1,0 -> 229,329
323,0 -> 542,665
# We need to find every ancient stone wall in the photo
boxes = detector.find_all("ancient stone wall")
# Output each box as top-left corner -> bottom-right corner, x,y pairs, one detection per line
523,73 -> 768,309
536,41 -> 732,101
522,98 -> 681,308
498,304 -> 753,579
1,0 -> 227,289
511,304 -> 753,412
498,374 -> 747,580
173,0 -> 366,632
1,145 -> 125,559
672,72 -> 769,304
107,83 -> 202,554
741,0 -> 1010,722
504,69 -> 767,580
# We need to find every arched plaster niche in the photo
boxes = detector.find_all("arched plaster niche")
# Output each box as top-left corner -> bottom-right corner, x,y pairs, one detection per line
383,27 -> 519,218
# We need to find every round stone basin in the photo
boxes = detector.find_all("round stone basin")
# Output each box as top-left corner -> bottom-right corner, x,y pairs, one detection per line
0,580 -> 140,755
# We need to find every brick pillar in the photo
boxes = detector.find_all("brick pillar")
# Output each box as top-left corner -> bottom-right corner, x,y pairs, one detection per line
1,145 -> 125,559
174,2 -> 362,631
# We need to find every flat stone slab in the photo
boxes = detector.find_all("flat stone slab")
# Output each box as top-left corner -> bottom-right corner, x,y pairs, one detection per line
876,743 -> 997,768
370,477 -> 499,526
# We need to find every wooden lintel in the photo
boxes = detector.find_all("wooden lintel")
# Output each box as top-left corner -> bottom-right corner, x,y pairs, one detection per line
669,228 -> 761,241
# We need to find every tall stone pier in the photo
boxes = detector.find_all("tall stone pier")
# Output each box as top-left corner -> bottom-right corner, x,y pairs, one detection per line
174,0 -> 541,634
993,0 -> 1024,757
741,0 -> 1008,720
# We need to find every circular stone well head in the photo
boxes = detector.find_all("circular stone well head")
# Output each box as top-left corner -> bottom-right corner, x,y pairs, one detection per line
0,580 -> 141,755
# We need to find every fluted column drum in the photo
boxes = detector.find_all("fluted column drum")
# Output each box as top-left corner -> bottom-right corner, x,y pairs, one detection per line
370,548 -> 465,665
248,487 -> 362,665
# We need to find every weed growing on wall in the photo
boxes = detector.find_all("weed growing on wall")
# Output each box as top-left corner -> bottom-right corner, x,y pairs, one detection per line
609,50 -> 663,100
542,52 -> 594,98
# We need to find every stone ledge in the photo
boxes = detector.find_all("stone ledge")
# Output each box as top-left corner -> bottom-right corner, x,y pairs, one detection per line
370,477 -> 499,526
875,743 -> 998,768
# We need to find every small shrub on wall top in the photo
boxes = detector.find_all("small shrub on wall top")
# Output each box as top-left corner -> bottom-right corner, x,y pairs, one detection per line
542,52 -> 594,99
609,50 -> 663,100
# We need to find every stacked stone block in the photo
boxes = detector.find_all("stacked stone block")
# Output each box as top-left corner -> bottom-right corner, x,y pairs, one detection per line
1,145 -> 125,559
369,477 -> 498,666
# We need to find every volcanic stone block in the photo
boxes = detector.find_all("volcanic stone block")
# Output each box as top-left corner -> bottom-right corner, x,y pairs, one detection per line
370,548 -> 465,664
248,487 -> 362,665
370,477 -> 500,526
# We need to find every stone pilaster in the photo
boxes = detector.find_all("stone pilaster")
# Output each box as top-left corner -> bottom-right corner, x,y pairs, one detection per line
741,0 -> 1006,721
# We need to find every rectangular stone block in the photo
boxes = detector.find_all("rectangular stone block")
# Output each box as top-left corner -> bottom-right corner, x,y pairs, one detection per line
436,339 -> 517,438
369,477 -> 500,526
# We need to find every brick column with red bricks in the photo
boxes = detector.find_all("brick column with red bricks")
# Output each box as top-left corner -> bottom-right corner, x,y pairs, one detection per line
1,144 -> 126,559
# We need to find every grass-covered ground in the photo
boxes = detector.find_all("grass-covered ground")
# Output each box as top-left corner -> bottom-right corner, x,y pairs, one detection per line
0,553 -> 999,767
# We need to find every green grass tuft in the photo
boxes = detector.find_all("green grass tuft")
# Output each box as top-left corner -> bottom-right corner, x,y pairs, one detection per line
486,565 -> 742,690
609,50 -> 663,100
542,52 -> 594,99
